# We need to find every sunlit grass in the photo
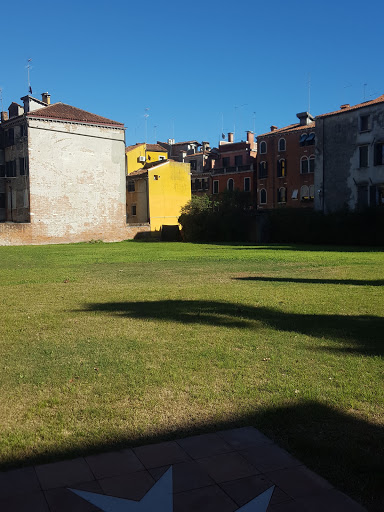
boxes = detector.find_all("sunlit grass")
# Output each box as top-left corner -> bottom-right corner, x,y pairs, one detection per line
0,241 -> 383,508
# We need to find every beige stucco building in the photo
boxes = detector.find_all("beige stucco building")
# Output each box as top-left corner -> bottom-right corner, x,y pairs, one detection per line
0,94 -> 144,245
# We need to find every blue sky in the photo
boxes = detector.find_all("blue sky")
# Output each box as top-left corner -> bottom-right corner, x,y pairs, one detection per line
1,0 -> 383,147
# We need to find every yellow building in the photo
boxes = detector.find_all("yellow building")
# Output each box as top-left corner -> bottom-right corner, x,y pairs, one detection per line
126,143 -> 168,173
126,159 -> 191,231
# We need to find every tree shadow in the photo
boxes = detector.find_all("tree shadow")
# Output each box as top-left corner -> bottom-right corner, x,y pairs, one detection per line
80,300 -> 384,356
234,276 -> 384,286
229,244 -> 384,252
1,401 -> 382,511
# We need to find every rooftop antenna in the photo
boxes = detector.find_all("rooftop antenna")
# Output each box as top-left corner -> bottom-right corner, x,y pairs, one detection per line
307,72 -> 311,113
153,125 -> 158,143
0,88 -> 3,112
144,107 -> 149,143
26,58 -> 32,94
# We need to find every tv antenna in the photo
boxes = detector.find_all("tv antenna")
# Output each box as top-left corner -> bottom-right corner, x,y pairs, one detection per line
307,72 -> 311,113
26,58 -> 32,94
0,88 -> 3,112
153,125 -> 158,143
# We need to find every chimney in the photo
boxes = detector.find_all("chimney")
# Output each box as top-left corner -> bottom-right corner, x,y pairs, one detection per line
340,104 -> 350,110
41,92 -> 51,105
1,112 -> 9,122
270,125 -> 278,132
296,112 -> 314,126
246,131 -> 254,145
228,132 -> 234,143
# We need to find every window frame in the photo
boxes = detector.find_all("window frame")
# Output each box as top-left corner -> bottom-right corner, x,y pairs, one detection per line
300,185 -> 309,200
300,156 -> 309,174
309,155 -> 315,173
244,177 -> 251,192
277,158 -> 286,177
213,180 -> 219,194
360,115 -> 370,132
259,141 -> 267,154
227,178 -> 234,191
260,188 -> 267,204
278,138 -> 286,152
359,145 -> 369,168
258,160 -> 268,178
277,187 -> 287,203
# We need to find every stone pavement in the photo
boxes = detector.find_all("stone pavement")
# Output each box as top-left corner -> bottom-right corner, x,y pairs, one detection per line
0,427 -> 367,511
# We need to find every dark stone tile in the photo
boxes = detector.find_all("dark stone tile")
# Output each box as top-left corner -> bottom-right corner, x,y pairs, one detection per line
45,480 -> 103,512
85,449 -> 144,479
173,484 -> 238,512
0,466 -> 40,498
218,427 -> 273,450
98,469 -> 154,500
296,488 -> 368,511
35,458 -> 94,490
239,444 -> 302,473
219,474 -> 291,507
133,441 -> 190,469
197,452 -> 259,483
176,433 -> 233,459
0,490 -> 49,512
265,465 -> 333,499
150,461 -> 214,493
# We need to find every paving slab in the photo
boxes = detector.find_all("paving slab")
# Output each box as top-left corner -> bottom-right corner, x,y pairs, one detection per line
0,427 -> 368,511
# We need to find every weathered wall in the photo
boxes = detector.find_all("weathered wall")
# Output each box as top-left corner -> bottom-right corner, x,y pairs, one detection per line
315,104 -> 384,212
126,175 -> 149,224
0,222 -> 150,246
0,118 -> 129,245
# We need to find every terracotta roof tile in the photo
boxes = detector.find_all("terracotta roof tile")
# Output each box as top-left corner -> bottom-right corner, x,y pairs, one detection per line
128,168 -> 148,177
27,102 -> 124,127
146,144 -> 167,152
257,122 -> 315,138
317,94 -> 384,118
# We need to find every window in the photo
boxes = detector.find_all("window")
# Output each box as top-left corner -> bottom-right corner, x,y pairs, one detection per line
309,155 -> 315,173
159,155 -> 166,161
357,185 -> 369,209
244,177 -> 250,192
259,161 -> 268,178
360,115 -> 370,132
260,189 -> 267,204
309,185 -> 315,200
278,138 -> 286,151
19,124 -> 26,138
153,174 -> 159,180
222,157 -> 230,168
277,187 -> 286,203
203,179 -> 209,191
213,180 -> 219,194
5,129 -> 14,146
190,159 -> 197,170
0,193 -> 5,209
127,180 -> 135,192
300,156 -> 309,174
260,141 -> 267,154
5,161 -> 16,177
299,133 -> 308,146
300,185 -> 309,200
19,158 -> 25,176
227,178 -> 234,191
0,165 -> 5,178
306,133 -> 315,145
131,204 -> 137,216
291,189 -> 298,200
196,179 -> 202,190
235,155 -> 243,166
277,159 -> 286,177
359,146 -> 368,168
374,143 -> 384,166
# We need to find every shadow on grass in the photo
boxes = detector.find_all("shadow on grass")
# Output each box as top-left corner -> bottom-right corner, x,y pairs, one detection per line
234,276 -> 384,286
1,402 -> 382,511
228,244 -> 384,252
81,300 -> 384,356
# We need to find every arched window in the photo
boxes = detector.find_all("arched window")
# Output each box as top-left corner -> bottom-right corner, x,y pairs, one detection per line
259,161 -> 268,178
260,189 -> 267,204
309,155 -> 315,173
300,185 -> 309,200
278,138 -> 286,152
277,187 -> 286,203
300,156 -> 309,174
227,178 -> 234,191
260,141 -> 267,154
306,132 -> 315,145
309,185 -> 315,199
277,158 -> 286,177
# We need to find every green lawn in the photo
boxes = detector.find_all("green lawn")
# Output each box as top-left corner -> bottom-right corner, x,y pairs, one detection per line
0,241 -> 383,509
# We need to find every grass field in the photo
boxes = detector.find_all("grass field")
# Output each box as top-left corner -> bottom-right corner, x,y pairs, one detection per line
0,241 -> 383,509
